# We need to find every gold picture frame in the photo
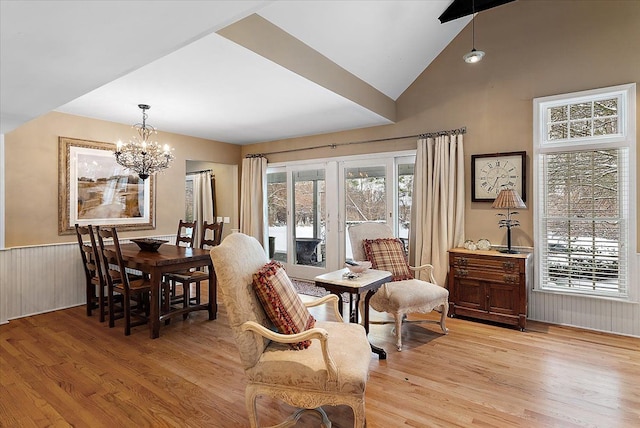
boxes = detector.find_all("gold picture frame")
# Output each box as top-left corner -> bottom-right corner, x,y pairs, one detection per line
58,137 -> 155,235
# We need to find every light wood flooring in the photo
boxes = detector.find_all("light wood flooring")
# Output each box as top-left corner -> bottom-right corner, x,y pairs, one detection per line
1,287 -> 639,427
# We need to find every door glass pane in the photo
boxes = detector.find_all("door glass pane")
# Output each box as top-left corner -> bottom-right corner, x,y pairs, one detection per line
293,169 -> 326,267
267,171 -> 287,262
345,165 -> 387,259
397,162 -> 414,255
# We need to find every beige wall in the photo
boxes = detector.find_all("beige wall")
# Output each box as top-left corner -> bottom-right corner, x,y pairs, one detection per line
4,1 -> 639,250
5,111 -> 241,247
242,0 -> 640,248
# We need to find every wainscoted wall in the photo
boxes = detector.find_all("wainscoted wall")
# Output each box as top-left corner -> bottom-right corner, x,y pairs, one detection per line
0,235 -> 175,325
2,240 -> 639,337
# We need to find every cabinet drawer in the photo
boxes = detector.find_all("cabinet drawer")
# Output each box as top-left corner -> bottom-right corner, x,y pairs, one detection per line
450,254 -> 521,274
451,266 -> 521,284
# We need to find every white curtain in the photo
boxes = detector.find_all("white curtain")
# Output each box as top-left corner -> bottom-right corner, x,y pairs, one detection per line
193,171 -> 214,248
240,156 -> 268,252
412,133 -> 465,285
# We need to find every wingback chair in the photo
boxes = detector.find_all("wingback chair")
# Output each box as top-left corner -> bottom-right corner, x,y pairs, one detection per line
210,233 -> 371,428
349,222 -> 449,351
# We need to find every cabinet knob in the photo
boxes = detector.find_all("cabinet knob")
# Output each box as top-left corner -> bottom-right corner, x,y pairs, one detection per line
503,274 -> 519,283
503,261 -> 516,271
457,257 -> 468,266
456,268 -> 468,277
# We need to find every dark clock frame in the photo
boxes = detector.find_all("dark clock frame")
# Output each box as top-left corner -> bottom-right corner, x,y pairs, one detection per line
471,151 -> 526,202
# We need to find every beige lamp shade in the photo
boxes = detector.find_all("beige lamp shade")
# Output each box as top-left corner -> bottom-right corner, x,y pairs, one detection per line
492,189 -> 526,209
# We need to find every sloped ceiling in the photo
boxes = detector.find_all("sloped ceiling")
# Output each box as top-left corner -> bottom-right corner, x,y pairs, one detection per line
1,1 -> 473,144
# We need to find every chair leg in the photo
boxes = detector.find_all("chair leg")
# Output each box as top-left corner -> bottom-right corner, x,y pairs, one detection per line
352,401 -> 366,428
86,283 -> 94,316
124,293 -> 131,336
99,284 -> 107,323
245,387 -> 260,428
108,288 -> 116,328
195,280 -> 201,305
440,301 -> 449,334
393,311 -> 403,351
183,281 -> 190,320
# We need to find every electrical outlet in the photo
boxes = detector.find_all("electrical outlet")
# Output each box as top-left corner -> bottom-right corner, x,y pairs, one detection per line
217,217 -> 223,222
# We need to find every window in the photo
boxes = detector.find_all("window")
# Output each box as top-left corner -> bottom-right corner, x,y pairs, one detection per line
534,84 -> 636,298
185,175 -> 195,222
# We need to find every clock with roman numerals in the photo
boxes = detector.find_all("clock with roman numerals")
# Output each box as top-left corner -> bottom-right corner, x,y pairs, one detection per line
471,151 -> 526,202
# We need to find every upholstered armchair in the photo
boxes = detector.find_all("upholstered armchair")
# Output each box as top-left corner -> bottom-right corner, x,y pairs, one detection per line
348,222 -> 449,351
210,233 -> 371,428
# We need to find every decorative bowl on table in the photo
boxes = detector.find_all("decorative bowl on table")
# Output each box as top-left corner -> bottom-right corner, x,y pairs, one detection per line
345,261 -> 372,274
131,238 -> 168,252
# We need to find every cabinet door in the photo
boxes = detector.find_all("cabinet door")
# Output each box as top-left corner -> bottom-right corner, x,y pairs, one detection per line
487,280 -> 520,316
453,277 -> 485,311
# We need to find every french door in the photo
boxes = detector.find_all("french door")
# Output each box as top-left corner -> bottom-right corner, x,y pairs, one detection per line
267,153 -> 414,281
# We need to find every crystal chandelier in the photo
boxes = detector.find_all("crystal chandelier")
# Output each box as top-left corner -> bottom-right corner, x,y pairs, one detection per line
115,104 -> 174,180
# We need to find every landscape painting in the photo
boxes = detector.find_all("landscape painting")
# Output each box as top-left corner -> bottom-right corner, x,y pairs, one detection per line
58,137 -> 155,235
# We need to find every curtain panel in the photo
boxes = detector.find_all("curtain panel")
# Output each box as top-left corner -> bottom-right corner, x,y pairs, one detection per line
240,156 -> 268,252
193,171 -> 214,248
412,134 -> 465,285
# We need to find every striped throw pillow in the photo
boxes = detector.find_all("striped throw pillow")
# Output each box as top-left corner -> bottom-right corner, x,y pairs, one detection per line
363,238 -> 413,281
252,261 -> 316,350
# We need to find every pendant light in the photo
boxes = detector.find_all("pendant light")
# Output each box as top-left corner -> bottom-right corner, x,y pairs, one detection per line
463,0 -> 485,63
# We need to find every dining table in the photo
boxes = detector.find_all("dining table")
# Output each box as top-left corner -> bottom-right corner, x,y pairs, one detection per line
113,242 -> 216,338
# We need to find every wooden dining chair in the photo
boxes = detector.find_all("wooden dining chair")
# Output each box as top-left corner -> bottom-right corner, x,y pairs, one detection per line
201,220 -> 224,248
95,226 -> 152,336
74,224 -> 104,320
165,220 -> 223,315
176,219 -> 197,247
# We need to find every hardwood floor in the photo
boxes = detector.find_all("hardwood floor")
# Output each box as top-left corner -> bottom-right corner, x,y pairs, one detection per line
1,287 -> 638,427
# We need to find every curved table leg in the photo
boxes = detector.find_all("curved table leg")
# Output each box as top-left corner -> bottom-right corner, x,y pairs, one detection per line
365,290 -> 386,360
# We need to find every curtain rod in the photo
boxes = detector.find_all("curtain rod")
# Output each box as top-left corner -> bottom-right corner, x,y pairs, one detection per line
246,126 -> 466,157
186,169 -> 214,176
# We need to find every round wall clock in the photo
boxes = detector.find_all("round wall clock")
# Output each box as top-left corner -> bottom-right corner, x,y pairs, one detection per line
471,151 -> 526,202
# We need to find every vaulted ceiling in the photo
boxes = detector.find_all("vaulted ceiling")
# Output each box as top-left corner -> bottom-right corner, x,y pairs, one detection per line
1,1 -> 476,144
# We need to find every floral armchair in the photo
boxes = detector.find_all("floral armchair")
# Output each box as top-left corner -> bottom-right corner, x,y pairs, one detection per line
349,222 -> 449,351
210,233 -> 371,427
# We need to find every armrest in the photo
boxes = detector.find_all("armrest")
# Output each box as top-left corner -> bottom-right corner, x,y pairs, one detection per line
409,263 -> 437,284
241,321 -> 338,382
304,294 -> 343,322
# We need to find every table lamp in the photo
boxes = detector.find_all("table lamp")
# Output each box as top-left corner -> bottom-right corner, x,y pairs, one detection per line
492,188 -> 526,254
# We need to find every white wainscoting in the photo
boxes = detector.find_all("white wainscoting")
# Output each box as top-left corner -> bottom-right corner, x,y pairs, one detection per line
2,241 -> 639,337
527,253 -> 640,337
0,235 -> 175,325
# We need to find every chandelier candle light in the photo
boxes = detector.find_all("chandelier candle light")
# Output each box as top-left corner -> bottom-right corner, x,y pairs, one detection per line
492,188 -> 526,254
115,104 -> 174,180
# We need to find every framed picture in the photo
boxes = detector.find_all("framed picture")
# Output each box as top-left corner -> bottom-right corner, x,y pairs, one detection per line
471,151 -> 526,202
58,137 -> 155,235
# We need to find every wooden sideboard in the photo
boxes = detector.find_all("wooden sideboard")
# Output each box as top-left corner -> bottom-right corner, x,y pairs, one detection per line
448,248 -> 532,331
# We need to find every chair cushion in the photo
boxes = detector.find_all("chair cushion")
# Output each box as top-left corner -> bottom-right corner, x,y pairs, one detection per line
246,321 -> 370,394
253,261 -> 316,350
370,278 -> 449,313
363,238 -> 413,281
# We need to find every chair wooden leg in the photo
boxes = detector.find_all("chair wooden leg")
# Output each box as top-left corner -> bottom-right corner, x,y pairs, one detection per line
86,283 -> 94,317
245,387 -> 260,428
99,284 -> 107,323
108,288 -> 116,328
394,312 -> 403,351
183,281 -> 190,320
440,301 -> 449,334
124,293 -> 131,336
195,280 -> 201,305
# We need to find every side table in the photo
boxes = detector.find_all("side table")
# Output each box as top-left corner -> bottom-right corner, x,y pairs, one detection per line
315,268 -> 392,359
